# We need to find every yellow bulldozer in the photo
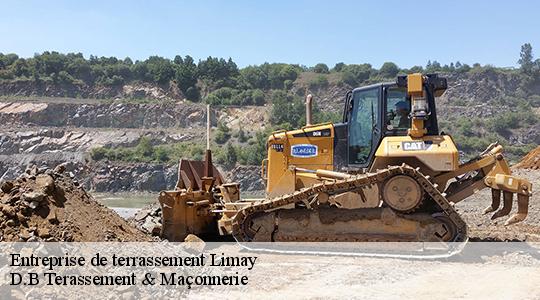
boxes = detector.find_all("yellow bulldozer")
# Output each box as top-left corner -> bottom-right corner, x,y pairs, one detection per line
158,73 -> 532,244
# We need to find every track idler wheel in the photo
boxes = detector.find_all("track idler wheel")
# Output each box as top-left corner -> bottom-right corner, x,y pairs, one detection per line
234,212 -> 275,242
382,175 -> 424,213
432,213 -> 458,242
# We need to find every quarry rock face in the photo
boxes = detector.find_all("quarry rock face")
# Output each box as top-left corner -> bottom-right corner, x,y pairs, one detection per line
226,165 -> 266,192
0,100 -> 208,128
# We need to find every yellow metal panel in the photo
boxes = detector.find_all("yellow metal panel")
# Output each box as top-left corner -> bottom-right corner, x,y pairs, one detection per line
266,124 -> 334,194
407,73 -> 424,96
374,135 -> 459,171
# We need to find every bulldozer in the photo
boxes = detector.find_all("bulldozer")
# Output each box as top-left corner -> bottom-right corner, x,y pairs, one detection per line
158,73 -> 532,245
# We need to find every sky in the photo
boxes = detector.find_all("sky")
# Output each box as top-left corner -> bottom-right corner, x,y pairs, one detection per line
1,0 -> 538,69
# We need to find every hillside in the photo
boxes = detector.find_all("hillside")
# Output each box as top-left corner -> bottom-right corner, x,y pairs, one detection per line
0,51 -> 539,192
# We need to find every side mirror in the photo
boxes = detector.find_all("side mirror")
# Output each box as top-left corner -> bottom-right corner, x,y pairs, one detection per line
425,74 -> 447,97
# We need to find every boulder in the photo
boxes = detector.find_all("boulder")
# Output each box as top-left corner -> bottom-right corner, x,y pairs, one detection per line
1,181 -> 14,193
22,191 -> 46,203
54,163 -> 66,174
184,234 -> 206,253
36,174 -> 55,194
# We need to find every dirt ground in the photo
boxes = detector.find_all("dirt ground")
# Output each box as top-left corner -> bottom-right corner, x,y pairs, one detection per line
184,242 -> 540,300
456,168 -> 540,242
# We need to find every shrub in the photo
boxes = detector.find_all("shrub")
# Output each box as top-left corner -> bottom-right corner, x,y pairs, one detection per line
309,75 -> 329,90
154,147 -> 170,162
136,137 -> 154,157
237,128 -> 248,143
214,122 -> 231,144
90,147 -> 108,160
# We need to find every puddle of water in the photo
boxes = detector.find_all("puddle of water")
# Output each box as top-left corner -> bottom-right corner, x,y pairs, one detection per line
92,192 -> 158,219
92,190 -> 265,219
92,192 -> 158,208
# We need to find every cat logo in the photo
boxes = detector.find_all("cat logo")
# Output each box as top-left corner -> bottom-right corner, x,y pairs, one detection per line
402,141 -> 432,151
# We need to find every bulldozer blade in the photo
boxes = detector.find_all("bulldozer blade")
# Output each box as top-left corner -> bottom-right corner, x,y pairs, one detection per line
483,189 -> 501,214
504,194 -> 529,226
176,159 -> 223,191
491,191 -> 513,220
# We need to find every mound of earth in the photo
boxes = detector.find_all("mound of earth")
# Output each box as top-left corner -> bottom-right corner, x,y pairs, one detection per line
515,146 -> 540,170
0,165 -> 151,242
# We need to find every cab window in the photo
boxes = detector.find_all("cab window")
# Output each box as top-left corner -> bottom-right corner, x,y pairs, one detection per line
348,88 -> 379,165
385,87 -> 411,131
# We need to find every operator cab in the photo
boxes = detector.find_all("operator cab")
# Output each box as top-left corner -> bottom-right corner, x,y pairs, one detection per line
334,74 -> 444,171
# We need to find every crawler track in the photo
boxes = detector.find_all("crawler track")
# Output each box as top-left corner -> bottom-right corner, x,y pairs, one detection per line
231,164 -> 468,244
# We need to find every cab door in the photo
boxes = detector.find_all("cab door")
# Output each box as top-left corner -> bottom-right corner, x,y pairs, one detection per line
347,86 -> 382,168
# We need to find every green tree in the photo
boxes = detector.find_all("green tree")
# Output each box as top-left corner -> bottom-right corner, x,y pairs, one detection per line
251,89 -> 265,105
237,128 -> 248,143
341,64 -> 372,86
174,55 -> 199,100
458,118 -> 474,137
457,63 -> 471,73
408,65 -> 424,73
518,43 -> 534,74
240,129 -> 271,165
10,59 -> 32,77
426,60 -> 442,72
269,90 -> 305,128
66,57 -> 92,83
379,62 -> 399,78
223,142 -> 237,169
0,53 -> 19,69
90,148 -> 108,160
332,62 -> 345,72
145,56 -> 175,84
205,87 -> 239,105
215,122 -> 231,144
313,63 -> 329,74
240,65 -> 268,89
198,56 -> 239,88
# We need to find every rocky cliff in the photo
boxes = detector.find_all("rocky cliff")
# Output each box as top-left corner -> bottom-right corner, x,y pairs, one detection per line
0,98 -> 265,193
0,80 -> 184,100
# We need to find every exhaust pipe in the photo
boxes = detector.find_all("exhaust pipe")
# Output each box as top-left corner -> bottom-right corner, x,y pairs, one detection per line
204,104 -> 213,179
306,94 -> 313,126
